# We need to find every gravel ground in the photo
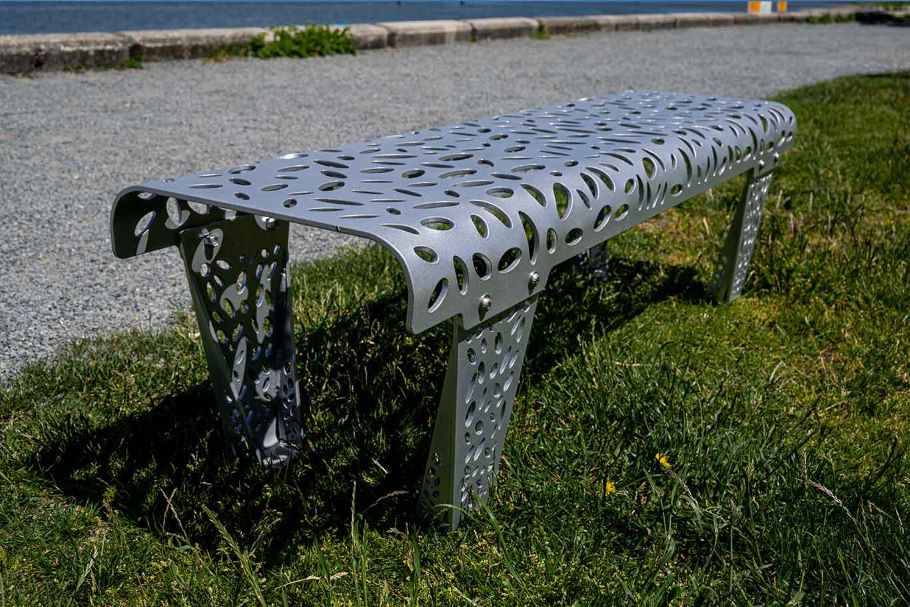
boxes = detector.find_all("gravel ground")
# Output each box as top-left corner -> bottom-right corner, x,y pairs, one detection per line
0,23 -> 908,378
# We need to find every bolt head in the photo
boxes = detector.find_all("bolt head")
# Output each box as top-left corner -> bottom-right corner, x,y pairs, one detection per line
528,271 -> 540,289
479,295 -> 492,312
264,216 -> 278,230
202,232 -> 220,247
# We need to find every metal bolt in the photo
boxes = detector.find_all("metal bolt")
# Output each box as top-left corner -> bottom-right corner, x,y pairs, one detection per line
528,271 -> 540,290
263,216 -> 278,230
773,152 -> 780,163
479,295 -> 492,313
758,160 -> 766,170
202,231 -> 220,247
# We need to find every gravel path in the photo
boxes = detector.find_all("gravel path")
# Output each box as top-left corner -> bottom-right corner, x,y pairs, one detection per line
1,23 -> 908,377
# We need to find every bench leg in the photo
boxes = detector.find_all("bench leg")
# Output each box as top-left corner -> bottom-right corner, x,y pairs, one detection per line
177,215 -> 302,467
577,241 -> 610,280
715,169 -> 774,303
418,298 -> 538,531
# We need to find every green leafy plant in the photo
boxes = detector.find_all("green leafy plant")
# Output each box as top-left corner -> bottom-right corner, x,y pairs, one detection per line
807,13 -> 856,24
249,25 -> 357,59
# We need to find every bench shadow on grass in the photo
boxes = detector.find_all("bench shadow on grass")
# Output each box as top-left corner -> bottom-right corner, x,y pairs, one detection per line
32,255 -> 708,566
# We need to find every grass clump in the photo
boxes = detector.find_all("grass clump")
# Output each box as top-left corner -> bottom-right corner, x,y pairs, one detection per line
0,72 -> 908,604
250,25 -> 356,59
807,13 -> 856,24
121,57 -> 143,70
208,25 -> 357,63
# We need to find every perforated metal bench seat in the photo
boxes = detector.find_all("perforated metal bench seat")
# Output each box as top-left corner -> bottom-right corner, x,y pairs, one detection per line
111,89 -> 795,530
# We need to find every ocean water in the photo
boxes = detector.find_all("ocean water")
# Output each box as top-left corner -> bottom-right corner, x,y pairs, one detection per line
0,1 -> 845,35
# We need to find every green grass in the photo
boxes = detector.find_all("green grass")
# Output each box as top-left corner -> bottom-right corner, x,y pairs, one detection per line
1,72 -> 909,605
209,25 -> 356,62
806,13 -> 856,24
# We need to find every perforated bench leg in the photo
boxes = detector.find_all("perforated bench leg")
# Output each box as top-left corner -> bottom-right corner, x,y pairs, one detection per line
578,241 -> 610,281
715,168 -> 774,303
177,215 -> 302,467
418,298 -> 538,531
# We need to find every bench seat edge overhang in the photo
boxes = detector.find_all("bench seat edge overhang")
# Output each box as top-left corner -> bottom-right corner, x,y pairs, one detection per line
111,89 -> 796,334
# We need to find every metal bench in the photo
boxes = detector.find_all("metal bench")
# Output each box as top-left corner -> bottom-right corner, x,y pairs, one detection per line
111,89 -> 795,530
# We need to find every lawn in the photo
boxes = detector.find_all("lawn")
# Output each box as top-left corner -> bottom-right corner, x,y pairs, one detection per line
1,72 -> 908,605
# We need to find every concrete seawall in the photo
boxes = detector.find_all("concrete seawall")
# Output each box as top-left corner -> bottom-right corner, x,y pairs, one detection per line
0,6 -> 876,74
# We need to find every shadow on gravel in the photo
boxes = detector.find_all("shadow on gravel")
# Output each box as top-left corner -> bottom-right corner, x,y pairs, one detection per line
31,254 -> 709,567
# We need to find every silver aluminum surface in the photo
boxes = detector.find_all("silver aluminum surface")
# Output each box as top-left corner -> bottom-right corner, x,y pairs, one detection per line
112,89 -> 796,335
178,215 -> 302,467
418,298 -> 538,530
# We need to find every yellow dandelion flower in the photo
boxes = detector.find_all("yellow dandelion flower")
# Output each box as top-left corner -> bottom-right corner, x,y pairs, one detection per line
604,480 -> 616,496
655,453 -> 672,470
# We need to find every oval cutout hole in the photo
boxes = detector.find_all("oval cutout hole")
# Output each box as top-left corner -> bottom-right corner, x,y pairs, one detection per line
471,215 -> 488,238
473,253 -> 491,279
518,211 -> 538,263
420,217 -> 454,231
546,228 -> 557,253
428,278 -> 448,312
554,183 -> 571,219
486,187 -> 513,199
187,201 -> 209,215
134,211 -> 155,237
642,157 -> 656,179
613,204 -> 630,220
414,246 -> 438,263
472,201 -> 511,228
521,184 -> 546,207
594,205 -> 612,231
453,256 -> 469,293
497,247 -> 522,273
581,173 -> 598,198
587,166 -> 615,191
565,228 -> 583,245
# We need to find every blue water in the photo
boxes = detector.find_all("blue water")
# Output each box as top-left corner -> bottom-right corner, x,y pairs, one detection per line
0,1 -> 847,35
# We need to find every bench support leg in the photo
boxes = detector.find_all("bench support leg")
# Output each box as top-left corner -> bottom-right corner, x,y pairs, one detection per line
715,169 -> 774,303
418,298 -> 538,531
577,241 -> 610,281
177,215 -> 303,467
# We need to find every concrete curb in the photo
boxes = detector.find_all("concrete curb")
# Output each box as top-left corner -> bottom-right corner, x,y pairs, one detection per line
121,27 -> 269,62
466,17 -> 539,41
537,16 -> 602,35
377,20 -> 471,47
342,23 -> 389,50
0,32 -> 129,73
0,7 -> 871,75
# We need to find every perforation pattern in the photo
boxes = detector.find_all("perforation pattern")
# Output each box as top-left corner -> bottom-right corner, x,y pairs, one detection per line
178,215 -> 302,466
418,299 -> 537,530
730,172 -> 772,296
112,90 -> 796,334
715,170 -> 774,302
